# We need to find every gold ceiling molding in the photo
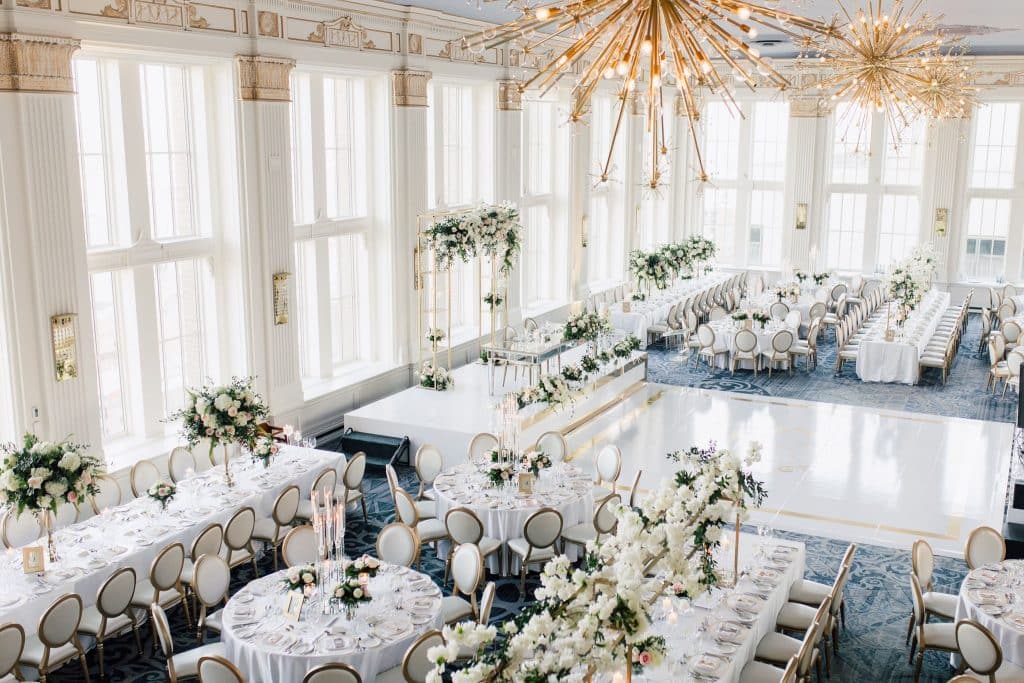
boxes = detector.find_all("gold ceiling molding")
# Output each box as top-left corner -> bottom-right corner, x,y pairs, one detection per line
0,33 -> 80,93
391,69 -> 430,107
236,55 -> 295,101
496,79 -> 522,111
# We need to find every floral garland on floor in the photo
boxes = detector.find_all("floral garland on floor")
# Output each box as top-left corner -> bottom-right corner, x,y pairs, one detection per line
516,336 -> 642,411
0,434 -> 104,514
428,441 -> 767,683
424,203 -> 523,275
886,243 -> 938,315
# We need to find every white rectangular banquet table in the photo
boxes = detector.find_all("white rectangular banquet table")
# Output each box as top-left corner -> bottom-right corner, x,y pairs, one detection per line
707,319 -> 799,371
0,445 -> 343,637
856,289 -> 951,385
606,533 -> 806,683
608,273 -> 733,349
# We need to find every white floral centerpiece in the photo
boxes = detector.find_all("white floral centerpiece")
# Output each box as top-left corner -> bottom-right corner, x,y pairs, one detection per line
523,450 -> 553,476
251,435 -> 279,468
562,311 -> 613,343
146,481 -> 176,510
425,328 -> 446,349
684,235 -> 717,273
330,578 -> 372,619
283,564 -> 318,597
0,434 -> 104,559
659,242 -> 690,277
628,249 -> 672,292
419,362 -> 454,391
345,555 -> 381,578
428,441 -> 767,683
168,378 -> 270,488
425,203 -> 523,275
812,271 -> 832,286
484,461 -> 516,487
886,243 -> 938,319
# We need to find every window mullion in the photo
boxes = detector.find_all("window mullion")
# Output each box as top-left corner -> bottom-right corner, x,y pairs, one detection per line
119,61 -> 154,244
131,264 -> 164,438
310,76 -> 328,221
315,238 -> 333,379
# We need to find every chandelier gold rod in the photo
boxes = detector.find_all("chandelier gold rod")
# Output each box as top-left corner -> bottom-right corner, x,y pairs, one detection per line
600,16 -> 647,180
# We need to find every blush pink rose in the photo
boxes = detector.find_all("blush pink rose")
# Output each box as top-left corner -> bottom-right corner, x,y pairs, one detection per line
638,652 -> 652,666
27,477 -> 42,489
67,491 -> 78,503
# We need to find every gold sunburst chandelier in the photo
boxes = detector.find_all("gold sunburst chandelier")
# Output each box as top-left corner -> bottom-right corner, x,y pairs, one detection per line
798,0 -> 976,145
459,1 -> 837,185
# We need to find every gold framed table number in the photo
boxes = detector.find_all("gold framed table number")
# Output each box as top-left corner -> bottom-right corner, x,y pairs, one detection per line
282,591 -> 303,621
22,546 -> 44,574
272,272 -> 291,325
50,313 -> 78,382
517,472 -> 535,496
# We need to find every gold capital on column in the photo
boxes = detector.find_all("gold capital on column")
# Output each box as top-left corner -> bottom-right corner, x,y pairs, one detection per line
392,69 -> 430,107
236,55 -> 295,102
0,33 -> 80,93
788,95 -> 830,118
496,80 -> 522,111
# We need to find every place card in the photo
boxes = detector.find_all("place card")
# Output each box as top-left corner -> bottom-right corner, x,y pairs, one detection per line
282,591 -> 303,621
518,473 -> 535,495
22,546 -> 44,574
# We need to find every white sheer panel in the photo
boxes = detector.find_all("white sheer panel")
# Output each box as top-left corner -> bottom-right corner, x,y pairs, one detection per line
877,195 -> 920,270
290,72 -> 315,226
883,120 -> 925,186
324,76 -> 367,219
328,234 -> 369,368
89,271 -> 130,439
441,84 -> 475,208
964,198 -> 1010,281
704,101 -> 740,180
831,102 -> 870,185
748,190 -> 783,266
701,187 -> 736,261
751,101 -> 789,183
971,103 -> 1020,190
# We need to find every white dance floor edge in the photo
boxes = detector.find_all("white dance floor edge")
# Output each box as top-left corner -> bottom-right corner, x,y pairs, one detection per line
346,360 -> 1013,558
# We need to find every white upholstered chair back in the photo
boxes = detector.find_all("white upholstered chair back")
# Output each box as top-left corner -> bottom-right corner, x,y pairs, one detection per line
524,508 -> 562,550
376,523 -> 419,568
445,508 -> 484,546
282,525 -> 319,567
450,543 -> 483,598
167,447 -> 196,483
595,445 -> 622,485
198,655 -> 245,683
194,554 -> 231,608
535,431 -> 568,463
97,566 -> 136,617
956,620 -> 1002,676
39,593 -> 83,648
130,459 -> 161,498
965,526 -> 1006,570
0,623 -> 24,678
151,542 -> 185,590
468,433 -> 499,462
1,510 -> 41,548
402,630 -> 445,683
303,662 -> 363,683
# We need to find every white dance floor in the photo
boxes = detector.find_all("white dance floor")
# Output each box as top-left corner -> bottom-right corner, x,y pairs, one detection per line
347,361 -> 1013,557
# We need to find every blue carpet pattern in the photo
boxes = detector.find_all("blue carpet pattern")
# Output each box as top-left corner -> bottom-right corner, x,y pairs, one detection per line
645,313 -> 1016,424
43,467 -> 969,682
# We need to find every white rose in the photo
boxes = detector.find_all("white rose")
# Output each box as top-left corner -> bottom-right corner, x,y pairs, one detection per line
30,467 -> 51,481
195,398 -> 210,415
37,495 -> 52,509
213,393 -> 233,411
353,588 -> 363,599
58,451 -> 81,472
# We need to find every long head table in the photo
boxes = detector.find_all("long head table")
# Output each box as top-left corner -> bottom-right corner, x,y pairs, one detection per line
608,273 -> 734,348
596,533 -> 806,682
856,289 -> 951,385
0,445 -> 344,637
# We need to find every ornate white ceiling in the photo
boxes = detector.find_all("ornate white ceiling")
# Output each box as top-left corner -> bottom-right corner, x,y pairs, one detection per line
384,0 -> 1024,57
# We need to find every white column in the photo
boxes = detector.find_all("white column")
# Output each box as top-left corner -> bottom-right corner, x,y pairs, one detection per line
0,34 -> 102,446
390,70 -> 431,365
784,98 -> 827,272
495,80 -> 523,325
569,101 -> 592,301
235,55 -> 303,422
922,116 -> 970,286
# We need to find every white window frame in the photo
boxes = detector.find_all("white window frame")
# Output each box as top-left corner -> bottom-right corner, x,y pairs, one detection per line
823,107 -> 926,274
290,68 -> 381,392
959,100 -> 1024,283
75,50 -> 239,460
698,99 -> 789,268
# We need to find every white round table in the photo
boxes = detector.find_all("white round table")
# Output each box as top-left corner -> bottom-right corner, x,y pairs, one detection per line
432,462 -> 593,575
222,562 -> 443,682
955,560 -> 1024,666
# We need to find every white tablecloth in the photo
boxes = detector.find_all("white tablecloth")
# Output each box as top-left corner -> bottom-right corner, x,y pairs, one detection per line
432,463 -> 593,575
856,290 -> 951,385
223,563 -> 442,682
606,534 -> 806,682
955,561 -> 1024,667
751,292 -> 817,321
708,320 -> 799,370
0,446 -> 342,636
609,273 -> 733,348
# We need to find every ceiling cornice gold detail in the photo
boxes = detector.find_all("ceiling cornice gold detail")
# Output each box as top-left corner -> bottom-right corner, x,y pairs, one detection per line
236,55 -> 295,102
392,69 -> 430,107
0,33 -> 80,93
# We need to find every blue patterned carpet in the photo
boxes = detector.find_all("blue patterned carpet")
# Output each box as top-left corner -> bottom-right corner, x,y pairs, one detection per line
44,468 -> 970,682
646,313 -> 1016,424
